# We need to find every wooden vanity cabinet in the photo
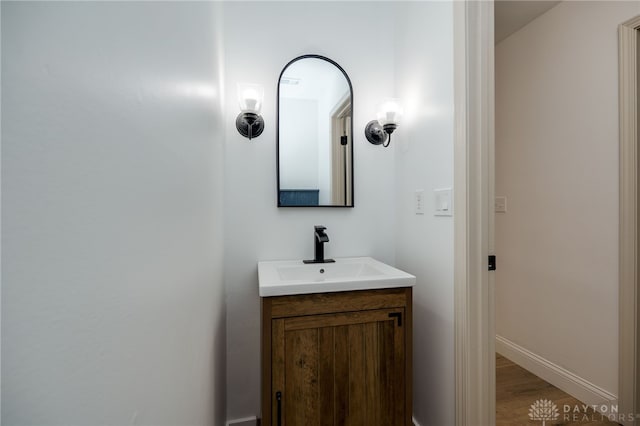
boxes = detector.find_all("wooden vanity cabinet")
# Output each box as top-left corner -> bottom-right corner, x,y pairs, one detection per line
261,287 -> 412,426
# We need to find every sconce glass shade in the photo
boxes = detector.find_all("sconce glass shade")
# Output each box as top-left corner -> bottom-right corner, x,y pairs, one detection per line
238,83 -> 264,114
376,98 -> 403,126
366,98 -> 403,147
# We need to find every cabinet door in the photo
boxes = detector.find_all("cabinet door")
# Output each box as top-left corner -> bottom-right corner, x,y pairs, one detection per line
271,308 -> 406,426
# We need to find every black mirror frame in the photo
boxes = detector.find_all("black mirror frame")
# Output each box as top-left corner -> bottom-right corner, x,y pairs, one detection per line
276,54 -> 354,208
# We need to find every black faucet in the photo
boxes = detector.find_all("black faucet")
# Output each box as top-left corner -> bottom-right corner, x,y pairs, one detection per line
303,226 -> 335,264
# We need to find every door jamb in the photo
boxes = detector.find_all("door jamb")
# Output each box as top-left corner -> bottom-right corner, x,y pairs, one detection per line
619,14 -> 640,426
453,1 -> 495,425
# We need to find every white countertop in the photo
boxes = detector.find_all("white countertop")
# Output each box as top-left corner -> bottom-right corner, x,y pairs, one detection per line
258,256 -> 416,297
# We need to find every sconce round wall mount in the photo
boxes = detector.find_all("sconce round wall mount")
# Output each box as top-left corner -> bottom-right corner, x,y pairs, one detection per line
365,120 -> 395,147
237,83 -> 265,141
236,112 -> 264,140
365,98 -> 402,148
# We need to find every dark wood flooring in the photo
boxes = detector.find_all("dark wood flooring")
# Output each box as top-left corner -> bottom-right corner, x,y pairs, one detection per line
496,354 -> 619,425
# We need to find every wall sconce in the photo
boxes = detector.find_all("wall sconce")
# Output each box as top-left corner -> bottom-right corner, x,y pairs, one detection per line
236,83 -> 265,140
365,98 -> 403,147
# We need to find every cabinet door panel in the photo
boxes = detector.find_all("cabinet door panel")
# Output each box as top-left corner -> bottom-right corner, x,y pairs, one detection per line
346,324 -> 365,425
272,309 -> 405,426
318,327 -> 336,426
285,328 -> 319,425
333,325 -> 349,425
284,308 -> 402,331
272,319 -> 285,426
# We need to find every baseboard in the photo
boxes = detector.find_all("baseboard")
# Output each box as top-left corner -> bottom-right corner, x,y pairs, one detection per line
496,335 -> 617,411
226,416 -> 258,426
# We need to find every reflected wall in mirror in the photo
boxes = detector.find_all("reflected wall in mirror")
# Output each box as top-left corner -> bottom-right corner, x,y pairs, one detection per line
277,55 -> 353,207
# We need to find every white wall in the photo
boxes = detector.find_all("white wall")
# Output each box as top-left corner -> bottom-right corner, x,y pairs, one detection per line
1,2 -> 226,424
279,98 -> 319,189
496,0 -> 640,400
1,2 -> 458,424
222,1 -> 397,420
393,2 -> 455,425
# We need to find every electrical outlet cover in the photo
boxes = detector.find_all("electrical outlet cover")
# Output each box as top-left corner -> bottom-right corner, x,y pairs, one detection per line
495,196 -> 507,213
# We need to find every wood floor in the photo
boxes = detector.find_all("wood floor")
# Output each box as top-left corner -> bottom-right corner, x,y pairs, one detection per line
496,354 -> 619,425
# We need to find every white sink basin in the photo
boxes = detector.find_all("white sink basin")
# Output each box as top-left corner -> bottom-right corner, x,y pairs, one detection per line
258,257 -> 416,297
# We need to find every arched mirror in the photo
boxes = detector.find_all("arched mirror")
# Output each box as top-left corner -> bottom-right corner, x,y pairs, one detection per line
277,55 -> 353,207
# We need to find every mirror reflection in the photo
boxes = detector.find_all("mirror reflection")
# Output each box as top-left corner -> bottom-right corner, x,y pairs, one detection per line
277,55 -> 353,207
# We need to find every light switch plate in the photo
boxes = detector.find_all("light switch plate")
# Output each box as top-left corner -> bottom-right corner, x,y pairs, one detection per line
415,190 -> 425,215
434,188 -> 453,216
495,196 -> 507,213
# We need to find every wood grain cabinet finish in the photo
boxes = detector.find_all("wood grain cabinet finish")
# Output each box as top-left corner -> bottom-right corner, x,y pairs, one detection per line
261,287 -> 412,426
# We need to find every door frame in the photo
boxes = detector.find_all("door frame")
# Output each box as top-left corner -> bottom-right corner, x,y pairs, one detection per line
453,1 -> 495,425
619,14 -> 640,426
330,96 -> 352,205
456,8 -> 640,426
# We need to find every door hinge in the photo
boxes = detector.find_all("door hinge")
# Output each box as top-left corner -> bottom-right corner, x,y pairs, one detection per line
488,255 -> 496,271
